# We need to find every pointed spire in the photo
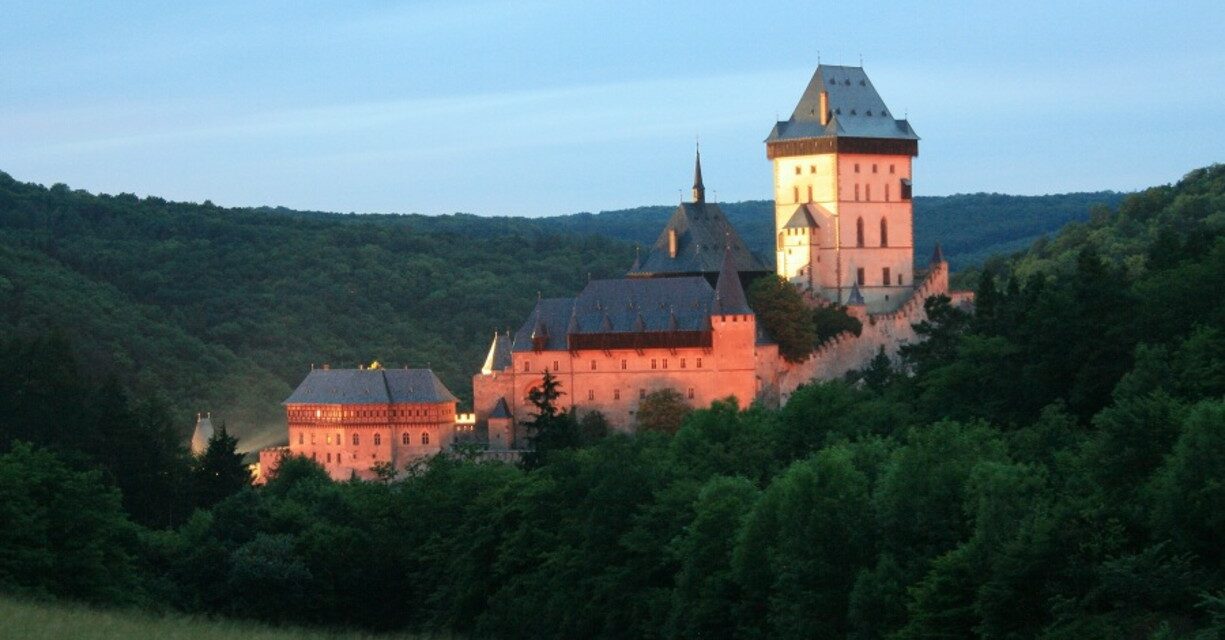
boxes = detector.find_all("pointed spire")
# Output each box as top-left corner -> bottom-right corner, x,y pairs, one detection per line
667,306 -> 679,331
931,242 -> 945,265
481,330 -> 510,375
712,246 -> 751,315
847,280 -> 866,306
692,143 -> 705,204
628,244 -> 641,273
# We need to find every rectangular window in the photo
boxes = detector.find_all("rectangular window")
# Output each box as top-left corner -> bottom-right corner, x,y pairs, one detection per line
621,359 -> 627,370
696,357 -> 702,368
523,361 -> 530,372
872,164 -> 878,173
590,359 -> 596,370
857,268 -> 866,286
865,185 -> 871,201
883,267 -> 891,286
807,185 -> 813,202
898,273 -> 904,285
687,388 -> 695,399
809,165 -> 816,173
901,179 -> 912,200
794,166 -> 801,175
587,389 -> 594,401
680,358 -> 686,369
854,163 -> 860,173
854,184 -> 860,201
885,184 -> 890,202
552,360 -> 559,371
639,389 -> 646,399
662,359 -> 668,369
793,186 -> 799,203
890,164 -> 895,174
614,389 -> 621,400
651,359 -> 657,370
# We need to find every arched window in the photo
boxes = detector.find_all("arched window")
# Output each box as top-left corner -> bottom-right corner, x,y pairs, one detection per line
880,218 -> 889,247
352,433 -> 359,446
402,432 -> 410,445
856,217 -> 865,247
374,433 -> 381,446
421,432 -> 430,445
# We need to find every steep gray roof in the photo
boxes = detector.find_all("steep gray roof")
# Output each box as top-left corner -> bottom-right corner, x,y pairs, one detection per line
489,397 -> 511,419
713,248 -> 752,315
766,65 -> 918,143
783,206 -> 820,229
511,277 -> 731,352
628,202 -> 768,277
480,331 -> 512,374
284,368 -> 458,405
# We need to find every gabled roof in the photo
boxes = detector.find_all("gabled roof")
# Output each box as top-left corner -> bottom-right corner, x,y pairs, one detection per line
766,65 -> 918,143
783,205 -> 820,229
511,276 -> 731,352
713,248 -> 752,315
628,201 -> 768,277
284,368 -> 459,405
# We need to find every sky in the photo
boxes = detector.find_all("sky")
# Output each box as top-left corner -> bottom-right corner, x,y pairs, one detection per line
2,1 -> 1224,217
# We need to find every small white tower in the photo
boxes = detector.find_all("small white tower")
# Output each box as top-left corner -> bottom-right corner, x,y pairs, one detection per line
191,412 -> 215,455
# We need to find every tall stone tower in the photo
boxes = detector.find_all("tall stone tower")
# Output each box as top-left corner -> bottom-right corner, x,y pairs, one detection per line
766,65 -> 919,312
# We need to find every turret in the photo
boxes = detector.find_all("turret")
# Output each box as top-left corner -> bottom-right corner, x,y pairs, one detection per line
692,144 -> 706,204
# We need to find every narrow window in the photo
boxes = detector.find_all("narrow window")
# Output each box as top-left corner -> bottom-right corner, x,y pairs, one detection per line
872,164 -> 878,173
374,433 -> 381,446
402,433 -> 409,445
552,360 -> 559,371
880,218 -> 889,247
901,179 -> 912,200
793,186 -> 799,203
335,433 -> 340,445
680,358 -> 686,369
687,388 -> 695,400
587,389 -> 594,400
696,357 -> 702,368
885,184 -> 891,202
662,359 -> 668,369
865,184 -> 871,201
590,359 -> 596,370
898,273 -> 904,285
807,185 -> 813,202
639,389 -> 646,399
651,359 -> 657,370
614,389 -> 621,400
856,217 -> 865,247
889,164 -> 895,174
310,433 -> 316,445
777,232 -> 784,251
794,166 -> 801,175
854,163 -> 860,173
327,452 -> 332,463
854,184 -> 860,201
298,432 -> 304,445
857,268 -> 866,286
621,359 -> 627,370
809,165 -> 816,173
523,361 -> 530,372
883,267 -> 891,286
352,433 -> 359,445
421,432 -> 429,445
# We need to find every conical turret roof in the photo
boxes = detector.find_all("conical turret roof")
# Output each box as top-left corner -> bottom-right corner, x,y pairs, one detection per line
712,246 -> 752,315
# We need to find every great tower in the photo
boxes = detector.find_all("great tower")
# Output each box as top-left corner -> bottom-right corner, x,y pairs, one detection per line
766,65 -> 919,312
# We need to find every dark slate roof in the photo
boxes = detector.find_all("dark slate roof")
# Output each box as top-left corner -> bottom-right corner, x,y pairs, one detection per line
766,65 -> 918,143
847,281 -> 866,306
511,277 -> 729,352
489,397 -> 511,419
713,248 -> 753,315
783,205 -> 820,229
480,331 -> 512,373
628,202 -> 768,277
284,368 -> 459,405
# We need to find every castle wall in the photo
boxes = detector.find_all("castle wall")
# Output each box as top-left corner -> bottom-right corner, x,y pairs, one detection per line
472,314 -> 761,434
282,401 -> 456,480
757,259 -> 953,406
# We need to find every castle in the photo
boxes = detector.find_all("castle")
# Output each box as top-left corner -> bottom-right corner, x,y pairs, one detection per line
256,64 -> 966,481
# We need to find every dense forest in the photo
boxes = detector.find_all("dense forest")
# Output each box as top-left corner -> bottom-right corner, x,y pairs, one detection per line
0,165 -> 1222,639
0,170 -> 1121,447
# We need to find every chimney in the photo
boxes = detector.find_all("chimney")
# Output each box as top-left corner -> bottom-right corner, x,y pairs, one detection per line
819,91 -> 829,126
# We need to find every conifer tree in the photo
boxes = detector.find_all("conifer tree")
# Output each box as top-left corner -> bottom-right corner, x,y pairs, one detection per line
191,425 -> 250,509
521,371 -> 578,469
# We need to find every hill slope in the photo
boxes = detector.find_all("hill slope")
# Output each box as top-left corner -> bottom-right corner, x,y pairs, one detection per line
0,171 -> 1120,447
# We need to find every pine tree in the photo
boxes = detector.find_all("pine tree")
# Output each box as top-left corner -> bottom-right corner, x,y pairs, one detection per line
190,425 -> 250,509
521,371 -> 578,469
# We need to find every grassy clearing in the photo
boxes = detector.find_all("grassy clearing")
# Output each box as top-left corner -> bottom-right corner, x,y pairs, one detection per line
0,597 -> 438,640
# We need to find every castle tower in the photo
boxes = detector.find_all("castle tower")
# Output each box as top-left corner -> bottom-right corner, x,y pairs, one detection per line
766,65 -> 919,312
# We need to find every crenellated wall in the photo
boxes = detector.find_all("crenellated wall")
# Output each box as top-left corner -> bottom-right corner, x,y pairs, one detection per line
758,259 -> 964,406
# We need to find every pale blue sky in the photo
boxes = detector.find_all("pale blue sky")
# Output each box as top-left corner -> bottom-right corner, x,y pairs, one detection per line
2,1 -> 1223,216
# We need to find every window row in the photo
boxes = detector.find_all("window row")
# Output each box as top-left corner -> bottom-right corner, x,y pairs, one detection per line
298,431 -> 432,447
855,267 -> 905,287
290,408 -> 443,420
